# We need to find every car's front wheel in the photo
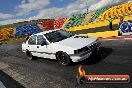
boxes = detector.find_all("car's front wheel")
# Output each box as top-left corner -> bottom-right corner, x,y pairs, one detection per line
26,50 -> 34,60
56,52 -> 71,66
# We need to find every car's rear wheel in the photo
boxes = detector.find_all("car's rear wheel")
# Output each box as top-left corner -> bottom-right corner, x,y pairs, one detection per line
56,52 -> 71,66
26,50 -> 34,60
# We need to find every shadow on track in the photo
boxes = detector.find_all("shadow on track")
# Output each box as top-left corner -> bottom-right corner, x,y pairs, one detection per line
0,70 -> 25,88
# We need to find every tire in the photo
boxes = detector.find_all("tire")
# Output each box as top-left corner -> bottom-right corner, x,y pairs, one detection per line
26,50 -> 34,60
56,52 -> 71,66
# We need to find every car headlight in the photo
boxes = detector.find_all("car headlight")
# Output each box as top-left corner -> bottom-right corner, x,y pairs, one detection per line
74,46 -> 90,54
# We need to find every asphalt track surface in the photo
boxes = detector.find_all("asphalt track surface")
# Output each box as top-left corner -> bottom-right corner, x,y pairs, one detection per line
0,40 -> 132,88
0,70 -> 24,88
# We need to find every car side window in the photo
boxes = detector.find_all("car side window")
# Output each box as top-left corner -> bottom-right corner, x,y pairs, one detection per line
28,36 -> 37,45
37,35 -> 47,45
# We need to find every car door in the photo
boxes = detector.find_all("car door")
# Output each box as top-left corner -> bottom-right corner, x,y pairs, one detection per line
27,35 -> 38,56
36,35 -> 55,59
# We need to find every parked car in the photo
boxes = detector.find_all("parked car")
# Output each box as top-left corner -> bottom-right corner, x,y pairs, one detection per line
22,30 -> 101,66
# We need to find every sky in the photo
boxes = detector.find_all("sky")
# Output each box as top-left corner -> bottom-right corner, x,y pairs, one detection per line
0,0 -> 131,25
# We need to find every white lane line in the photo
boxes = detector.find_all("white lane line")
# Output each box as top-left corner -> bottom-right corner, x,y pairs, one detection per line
0,62 -> 26,87
100,37 -> 132,41
0,62 -> 9,70
124,38 -> 132,40
0,81 -> 6,88
0,62 -> 41,88
100,39 -> 118,41
106,39 -> 118,40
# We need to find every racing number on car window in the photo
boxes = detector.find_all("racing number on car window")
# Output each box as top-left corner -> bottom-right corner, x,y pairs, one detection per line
37,35 -> 47,45
28,36 -> 37,45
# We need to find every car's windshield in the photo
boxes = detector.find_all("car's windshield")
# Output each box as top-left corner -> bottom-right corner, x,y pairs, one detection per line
44,30 -> 74,43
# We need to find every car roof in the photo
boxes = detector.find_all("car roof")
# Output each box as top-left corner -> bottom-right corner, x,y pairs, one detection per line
34,29 -> 59,36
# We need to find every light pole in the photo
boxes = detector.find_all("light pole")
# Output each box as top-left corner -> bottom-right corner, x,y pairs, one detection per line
86,0 -> 89,12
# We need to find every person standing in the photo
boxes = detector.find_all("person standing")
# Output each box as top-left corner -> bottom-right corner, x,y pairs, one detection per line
107,17 -> 114,30
119,15 -> 123,22
25,33 -> 30,40
118,15 -> 124,28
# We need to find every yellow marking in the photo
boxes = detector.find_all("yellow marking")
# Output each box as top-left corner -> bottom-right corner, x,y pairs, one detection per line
79,30 -> 119,38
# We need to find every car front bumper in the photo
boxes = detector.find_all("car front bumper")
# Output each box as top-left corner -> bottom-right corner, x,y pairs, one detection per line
70,51 -> 92,62
70,42 -> 101,62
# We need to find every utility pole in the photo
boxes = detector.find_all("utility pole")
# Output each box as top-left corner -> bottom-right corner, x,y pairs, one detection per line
86,0 -> 89,12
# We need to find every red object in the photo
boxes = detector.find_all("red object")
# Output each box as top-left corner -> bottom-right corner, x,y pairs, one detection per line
118,15 -> 123,22
25,33 -> 30,40
83,75 -> 130,83
41,18 -> 67,30
41,20 -> 54,30
54,18 -> 67,29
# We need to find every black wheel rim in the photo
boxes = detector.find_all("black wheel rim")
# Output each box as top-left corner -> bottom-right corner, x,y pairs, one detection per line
59,54 -> 68,65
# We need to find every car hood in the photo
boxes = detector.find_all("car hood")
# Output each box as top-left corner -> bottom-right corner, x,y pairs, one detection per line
54,35 -> 97,49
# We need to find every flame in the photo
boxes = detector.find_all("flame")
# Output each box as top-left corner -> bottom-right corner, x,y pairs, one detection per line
78,65 -> 86,76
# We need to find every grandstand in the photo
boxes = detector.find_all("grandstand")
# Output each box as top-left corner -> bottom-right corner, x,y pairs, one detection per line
0,2 -> 132,40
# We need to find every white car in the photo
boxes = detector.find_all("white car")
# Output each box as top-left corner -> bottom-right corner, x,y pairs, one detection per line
22,30 -> 101,66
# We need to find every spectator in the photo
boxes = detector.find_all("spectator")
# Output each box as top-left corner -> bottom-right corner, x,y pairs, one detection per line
107,17 -> 114,30
118,15 -> 124,28
118,15 -> 124,22
25,33 -> 30,40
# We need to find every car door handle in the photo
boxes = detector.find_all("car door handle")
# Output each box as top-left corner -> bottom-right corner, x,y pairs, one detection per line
37,46 -> 39,48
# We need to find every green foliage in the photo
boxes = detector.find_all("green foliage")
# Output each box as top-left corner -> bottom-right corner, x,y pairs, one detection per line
65,12 -> 88,28
88,7 -> 110,23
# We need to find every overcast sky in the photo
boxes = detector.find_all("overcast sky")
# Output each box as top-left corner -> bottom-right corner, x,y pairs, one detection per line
0,0 -> 131,25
